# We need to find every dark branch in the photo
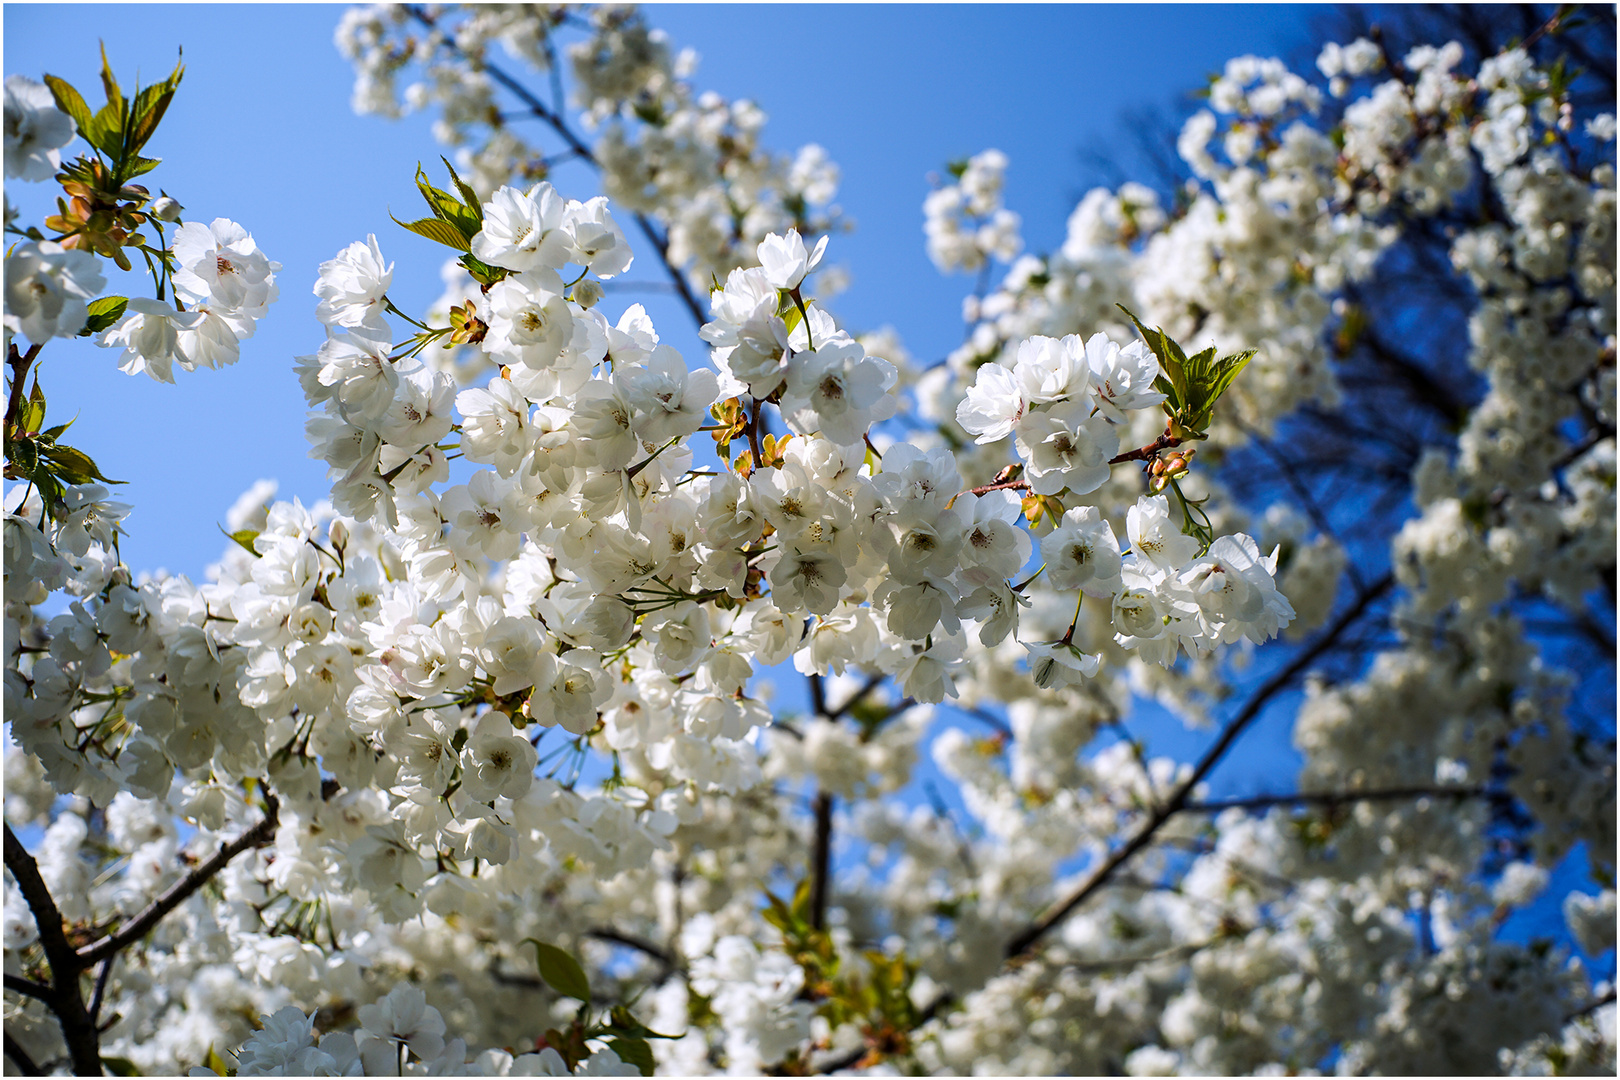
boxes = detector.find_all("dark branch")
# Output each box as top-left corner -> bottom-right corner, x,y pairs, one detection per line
1567,988 -> 1618,1023
77,794 -> 279,968
4,1032 -> 44,1077
403,5 -> 709,330
1001,572 -> 1396,960
584,927 -> 680,974
1182,785 -> 1493,814
87,958 -> 113,1026
809,791 -> 834,931
3,973 -> 53,1004
4,823 -> 102,1076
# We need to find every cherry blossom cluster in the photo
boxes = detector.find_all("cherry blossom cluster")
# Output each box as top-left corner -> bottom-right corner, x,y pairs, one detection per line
5,10 -> 1614,1079
335,4 -> 843,295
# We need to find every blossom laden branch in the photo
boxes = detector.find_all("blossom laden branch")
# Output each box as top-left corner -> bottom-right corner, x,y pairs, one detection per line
76,792 -> 280,967
3,823 -> 103,1076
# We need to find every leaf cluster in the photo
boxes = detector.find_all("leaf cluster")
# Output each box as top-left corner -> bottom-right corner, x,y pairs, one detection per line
1118,304 -> 1255,440
45,44 -> 183,185
518,938 -> 676,1075
5,376 -> 120,524
394,158 -> 509,287
762,880 -> 923,1070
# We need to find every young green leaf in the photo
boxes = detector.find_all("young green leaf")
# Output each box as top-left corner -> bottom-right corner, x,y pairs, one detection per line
605,1037 -> 654,1076
42,75 -> 94,139
441,156 -> 484,224
42,443 -> 122,485
81,295 -> 129,336
17,379 -> 47,435
391,211 -> 472,252
415,164 -> 481,241
220,526 -> 261,557
98,42 -> 124,116
522,939 -> 592,1003
125,54 -> 183,157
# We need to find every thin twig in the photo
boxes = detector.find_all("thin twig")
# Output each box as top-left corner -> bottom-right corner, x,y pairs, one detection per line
77,793 -> 279,968
1567,988 -> 1618,1023
585,927 -> 680,975
3,973 -> 53,1004
1181,785 -> 1493,814
87,957 -> 113,1026
1000,572 -> 1395,960
3,1032 -> 44,1077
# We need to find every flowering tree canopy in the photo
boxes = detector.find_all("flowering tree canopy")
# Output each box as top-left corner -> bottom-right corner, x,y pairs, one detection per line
3,4 -> 1615,1076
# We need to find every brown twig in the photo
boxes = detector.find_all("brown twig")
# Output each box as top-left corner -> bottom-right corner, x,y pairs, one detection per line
1182,785 -> 1493,814
585,927 -> 681,976
76,793 -> 280,968
6,342 -> 43,436
3,973 -> 53,1004
1108,430 -> 1189,465
967,479 -> 1030,496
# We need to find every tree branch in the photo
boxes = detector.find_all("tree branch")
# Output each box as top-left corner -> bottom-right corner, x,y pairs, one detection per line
3,973 -> 53,1004
1181,785 -> 1493,814
87,958 -> 113,1027
5,342 -> 43,436
4,1032 -> 44,1077
403,5 -> 709,330
76,793 -> 279,968
584,927 -> 680,975
809,791 -> 834,931
1001,572 -> 1395,961
4,823 -> 102,1076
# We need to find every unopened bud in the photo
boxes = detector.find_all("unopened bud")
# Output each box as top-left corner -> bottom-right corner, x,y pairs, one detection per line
150,195 -> 183,222
328,519 -> 350,552
572,278 -> 604,309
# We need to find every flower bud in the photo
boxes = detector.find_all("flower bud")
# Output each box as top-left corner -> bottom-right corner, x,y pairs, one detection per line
150,196 -> 183,222
572,278 -> 604,309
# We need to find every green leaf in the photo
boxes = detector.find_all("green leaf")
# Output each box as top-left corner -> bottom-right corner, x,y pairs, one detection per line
458,253 -> 508,287
522,939 -> 592,1003
18,378 -> 47,435
221,526 -> 261,557
123,155 -> 162,180
1205,348 -> 1255,405
202,1045 -> 234,1077
86,101 -> 124,159
606,1006 -> 679,1040
392,211 -> 471,252
42,416 -> 77,441
606,1037 -> 654,1076
81,295 -> 129,336
415,163 -> 480,241
1118,303 -> 1187,411
7,436 -> 40,476
125,54 -> 183,157
441,156 -> 483,224
42,75 -> 94,139
98,42 -> 125,117
101,1055 -> 142,1076
42,443 -> 121,485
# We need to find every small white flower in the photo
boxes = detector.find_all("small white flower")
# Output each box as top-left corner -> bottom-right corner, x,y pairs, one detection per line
3,75 -> 75,181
